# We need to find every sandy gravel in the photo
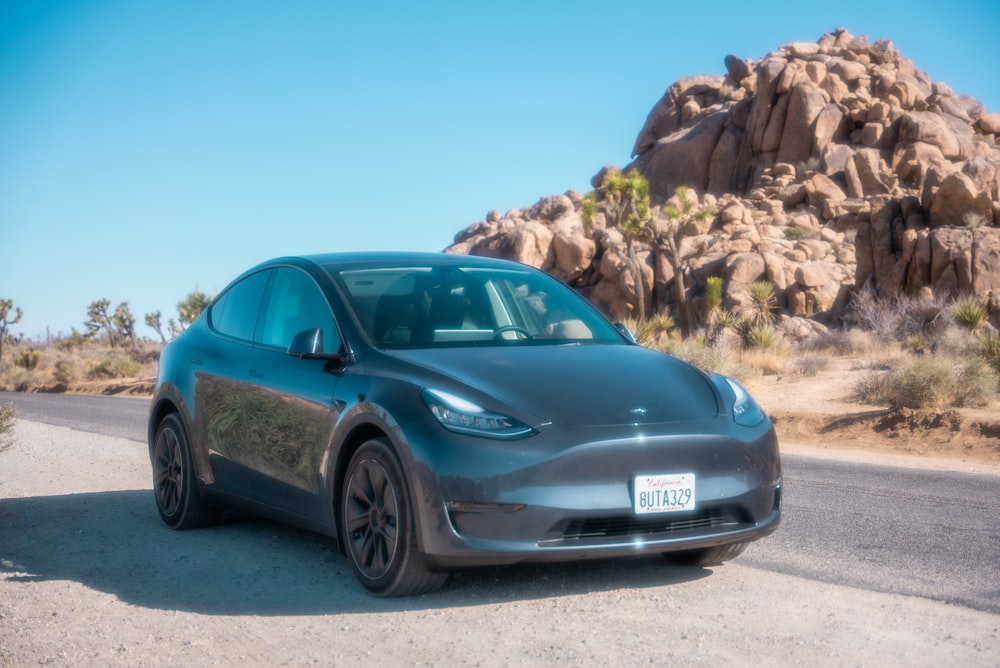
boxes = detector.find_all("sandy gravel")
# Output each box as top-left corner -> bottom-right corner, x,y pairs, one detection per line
2,419 -> 999,667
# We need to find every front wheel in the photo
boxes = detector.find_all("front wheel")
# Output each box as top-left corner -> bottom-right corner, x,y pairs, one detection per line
341,439 -> 447,597
663,542 -> 747,566
151,414 -> 220,529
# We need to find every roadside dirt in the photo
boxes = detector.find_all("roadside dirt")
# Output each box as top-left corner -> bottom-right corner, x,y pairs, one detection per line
745,356 -> 1000,468
2,419 -> 998,666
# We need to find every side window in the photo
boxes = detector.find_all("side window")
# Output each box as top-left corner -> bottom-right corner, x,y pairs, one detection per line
209,270 -> 270,342
260,267 -> 341,353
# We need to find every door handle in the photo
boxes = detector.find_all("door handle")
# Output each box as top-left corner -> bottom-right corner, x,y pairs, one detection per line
250,369 -> 265,379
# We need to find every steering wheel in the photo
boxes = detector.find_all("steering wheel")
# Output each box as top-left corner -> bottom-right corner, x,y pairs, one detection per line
493,325 -> 532,340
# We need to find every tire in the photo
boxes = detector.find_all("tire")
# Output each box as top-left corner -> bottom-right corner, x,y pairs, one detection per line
151,414 -> 220,529
664,542 -> 747,566
341,439 -> 448,597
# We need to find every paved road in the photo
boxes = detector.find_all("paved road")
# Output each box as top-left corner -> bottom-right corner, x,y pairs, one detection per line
4,391 -> 998,614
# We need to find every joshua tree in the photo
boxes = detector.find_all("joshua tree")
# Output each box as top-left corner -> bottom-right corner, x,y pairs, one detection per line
583,169 -> 653,321
85,299 -> 138,348
0,298 -> 23,362
650,186 -> 715,338
86,298 -> 119,348
177,289 -> 211,330
112,302 -> 138,349
145,311 -> 168,344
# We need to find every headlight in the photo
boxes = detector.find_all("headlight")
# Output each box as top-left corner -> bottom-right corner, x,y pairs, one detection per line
421,388 -> 535,440
722,376 -> 765,428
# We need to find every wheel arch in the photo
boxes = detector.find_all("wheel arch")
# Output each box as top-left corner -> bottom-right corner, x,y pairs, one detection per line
329,421 -> 393,552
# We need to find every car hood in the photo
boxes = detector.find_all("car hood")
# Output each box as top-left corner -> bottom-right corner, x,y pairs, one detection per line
388,344 -> 720,427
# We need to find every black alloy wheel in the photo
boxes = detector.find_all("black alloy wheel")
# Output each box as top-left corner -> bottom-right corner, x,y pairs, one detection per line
152,414 -> 218,529
341,439 -> 447,596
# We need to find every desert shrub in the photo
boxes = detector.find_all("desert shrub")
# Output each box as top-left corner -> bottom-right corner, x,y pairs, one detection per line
0,401 -> 16,452
802,327 -> 883,356
53,360 -> 76,384
0,367 -> 43,392
784,226 -> 818,240
858,356 -> 998,409
954,359 -> 997,407
88,355 -> 143,380
14,349 -> 40,370
782,354 -> 830,377
952,294 -> 987,331
663,336 -> 758,383
887,358 -> 955,409
980,332 -> 1000,373
854,369 -> 893,405
848,288 -> 949,340
623,313 -> 676,351
734,317 -> 782,351
54,330 -> 89,351
742,346 -> 789,375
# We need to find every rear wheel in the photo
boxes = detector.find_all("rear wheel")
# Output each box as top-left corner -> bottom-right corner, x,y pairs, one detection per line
664,542 -> 747,566
341,439 -> 447,596
152,414 -> 220,529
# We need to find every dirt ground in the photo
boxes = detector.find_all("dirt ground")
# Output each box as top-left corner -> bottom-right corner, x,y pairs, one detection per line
745,356 -> 1000,469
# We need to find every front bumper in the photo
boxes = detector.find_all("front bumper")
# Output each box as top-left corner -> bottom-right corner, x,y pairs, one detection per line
401,417 -> 782,568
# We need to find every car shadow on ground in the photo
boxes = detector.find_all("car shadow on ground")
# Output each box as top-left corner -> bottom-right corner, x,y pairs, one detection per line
0,489 -> 713,615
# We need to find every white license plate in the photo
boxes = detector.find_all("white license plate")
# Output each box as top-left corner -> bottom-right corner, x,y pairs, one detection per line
634,473 -> 696,514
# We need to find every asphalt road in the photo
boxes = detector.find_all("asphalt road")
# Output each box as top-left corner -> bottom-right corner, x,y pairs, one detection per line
3,391 -> 999,615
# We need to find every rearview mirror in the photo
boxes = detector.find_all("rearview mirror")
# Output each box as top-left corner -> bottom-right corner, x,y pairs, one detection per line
287,328 -> 344,361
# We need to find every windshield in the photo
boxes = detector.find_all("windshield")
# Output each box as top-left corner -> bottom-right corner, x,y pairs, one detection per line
335,265 -> 623,349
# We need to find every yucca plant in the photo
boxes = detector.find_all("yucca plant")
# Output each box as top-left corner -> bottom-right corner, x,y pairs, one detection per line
953,294 -> 987,331
746,280 -> 778,326
704,276 -> 735,347
627,313 -> 675,349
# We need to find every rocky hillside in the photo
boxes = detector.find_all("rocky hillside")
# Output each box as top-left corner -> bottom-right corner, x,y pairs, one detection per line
446,28 -> 1000,335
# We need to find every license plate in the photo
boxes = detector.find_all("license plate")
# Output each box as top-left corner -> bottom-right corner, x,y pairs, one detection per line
634,473 -> 696,514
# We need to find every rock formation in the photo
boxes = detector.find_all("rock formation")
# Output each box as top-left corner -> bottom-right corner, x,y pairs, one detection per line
446,29 -> 1000,335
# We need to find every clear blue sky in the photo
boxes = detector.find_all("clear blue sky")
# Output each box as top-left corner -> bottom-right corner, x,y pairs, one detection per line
2,0 -> 998,339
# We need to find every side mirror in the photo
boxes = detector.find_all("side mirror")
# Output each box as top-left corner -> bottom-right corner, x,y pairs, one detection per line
614,323 -> 637,344
287,328 -> 344,361
288,327 -> 324,357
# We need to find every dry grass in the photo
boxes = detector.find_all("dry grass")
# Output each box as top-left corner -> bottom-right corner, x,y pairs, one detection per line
0,338 -> 160,392
0,401 -> 16,452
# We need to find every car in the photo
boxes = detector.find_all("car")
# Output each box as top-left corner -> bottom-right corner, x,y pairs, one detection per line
148,252 -> 781,596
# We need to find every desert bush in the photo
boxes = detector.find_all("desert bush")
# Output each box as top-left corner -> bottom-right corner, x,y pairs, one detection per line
952,294 -> 987,331
14,349 -> 40,370
802,327 -> 883,356
848,288 -> 949,340
88,355 -> 143,380
784,226 -> 818,240
627,313 -> 675,349
53,360 -> 76,384
980,332 -> 1000,373
954,359 -> 997,407
856,356 -> 997,409
854,369 -> 893,405
781,354 -> 830,377
662,336 -> 758,383
0,401 -> 16,452
742,346 -> 789,375
0,367 -> 44,392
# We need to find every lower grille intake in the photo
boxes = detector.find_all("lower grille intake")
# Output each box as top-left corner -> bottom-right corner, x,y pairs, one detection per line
555,509 -> 737,543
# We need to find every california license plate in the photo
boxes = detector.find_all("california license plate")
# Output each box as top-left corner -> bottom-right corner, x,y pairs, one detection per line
634,473 -> 696,514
